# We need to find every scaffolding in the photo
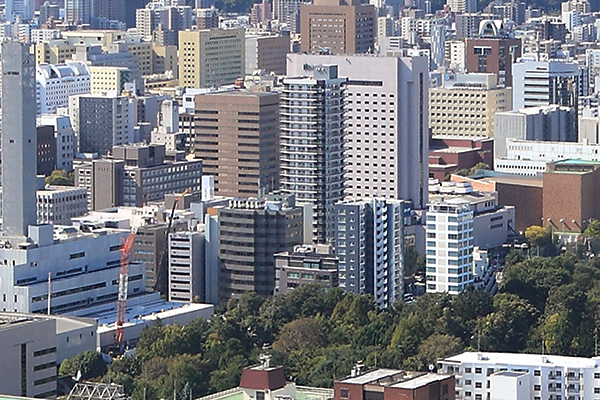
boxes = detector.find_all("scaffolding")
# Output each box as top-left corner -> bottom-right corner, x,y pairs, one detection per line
67,382 -> 126,400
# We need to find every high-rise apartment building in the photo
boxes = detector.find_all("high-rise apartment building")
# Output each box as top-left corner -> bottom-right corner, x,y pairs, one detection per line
287,53 -> 430,210
2,42 -> 37,238
429,73 -> 512,138
196,7 -> 219,29
300,0 -> 376,55
69,93 -> 136,155
465,37 -> 522,86
193,89 -> 280,198
334,198 -> 405,308
280,64 -> 346,244
217,196 -> 303,304
274,244 -> 339,295
168,231 -> 204,303
178,29 -> 245,88
425,198 -> 474,295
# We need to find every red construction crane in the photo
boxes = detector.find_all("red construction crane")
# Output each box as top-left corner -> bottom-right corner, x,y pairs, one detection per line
115,232 -> 136,348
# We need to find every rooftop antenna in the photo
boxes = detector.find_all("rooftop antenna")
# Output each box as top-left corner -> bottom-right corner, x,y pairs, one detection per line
47,272 -> 52,315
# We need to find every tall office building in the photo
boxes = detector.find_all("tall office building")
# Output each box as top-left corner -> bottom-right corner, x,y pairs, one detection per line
425,198 -> 474,295
193,90 -> 280,198
280,64 -> 346,244
217,196 -> 303,304
5,0 -> 34,22
38,114 -> 76,172
93,0 -> 125,23
512,57 -> 580,111
178,29 -> 245,88
429,73 -> 512,138
334,198 -> 405,309
2,42 -> 37,238
69,93 -> 136,155
245,34 -> 290,75
0,44 -> 146,317
300,0 -> 376,55
287,53 -> 430,210
65,0 -> 92,25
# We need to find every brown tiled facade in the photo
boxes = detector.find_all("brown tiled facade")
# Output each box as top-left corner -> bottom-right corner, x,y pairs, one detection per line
465,37 -> 522,86
193,90 -> 280,198
543,161 -> 600,233
300,0 -> 375,54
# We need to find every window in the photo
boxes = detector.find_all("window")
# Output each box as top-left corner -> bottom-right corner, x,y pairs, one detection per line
465,368 -> 472,373
475,368 -> 482,374
535,370 -> 541,376
475,382 -> 482,388
340,389 -> 349,398
256,392 -> 265,400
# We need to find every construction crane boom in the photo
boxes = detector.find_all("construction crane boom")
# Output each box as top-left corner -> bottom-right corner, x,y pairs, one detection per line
115,232 -> 136,347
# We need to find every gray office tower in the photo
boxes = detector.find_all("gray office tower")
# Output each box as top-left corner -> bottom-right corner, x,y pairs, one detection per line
2,42 -> 37,237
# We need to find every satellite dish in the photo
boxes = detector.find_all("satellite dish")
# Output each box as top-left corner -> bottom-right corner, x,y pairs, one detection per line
429,364 -> 435,372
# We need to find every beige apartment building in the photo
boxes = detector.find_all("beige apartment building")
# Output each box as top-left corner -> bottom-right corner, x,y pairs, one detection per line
245,34 -> 290,75
178,28 -> 245,88
429,73 -> 511,138
193,89 -> 280,197
300,0 -> 375,54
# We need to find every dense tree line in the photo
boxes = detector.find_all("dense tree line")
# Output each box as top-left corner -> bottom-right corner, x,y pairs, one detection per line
61,250 -> 600,400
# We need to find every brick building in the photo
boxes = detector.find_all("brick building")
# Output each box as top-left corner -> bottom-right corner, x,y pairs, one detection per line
334,368 -> 454,400
429,137 -> 493,181
464,37 -> 522,86
543,160 -> 600,234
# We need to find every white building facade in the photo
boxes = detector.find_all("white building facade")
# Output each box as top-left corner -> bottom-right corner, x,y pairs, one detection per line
287,53 -> 430,211
426,198 -> 474,295
37,186 -> 88,225
439,351 -> 600,400
168,230 -> 205,303
36,62 -> 91,115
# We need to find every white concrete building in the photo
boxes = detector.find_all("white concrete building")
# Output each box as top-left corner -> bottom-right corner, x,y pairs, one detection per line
428,180 -> 515,250
287,53 -> 430,211
280,64 -> 346,243
36,62 -> 90,115
425,197 -> 474,295
0,313 -> 57,398
38,114 -> 75,172
495,138 -> 600,176
438,351 -> 600,400
494,105 -> 576,160
168,230 -> 205,303
37,185 -> 88,225
446,39 -> 466,70
333,198 -> 405,308
512,57 -> 580,111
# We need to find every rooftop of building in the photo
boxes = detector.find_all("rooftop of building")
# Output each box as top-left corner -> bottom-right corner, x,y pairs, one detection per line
440,351 -> 600,368
0,313 -> 45,331
95,299 -> 213,332
457,172 -> 544,188
337,368 -> 451,388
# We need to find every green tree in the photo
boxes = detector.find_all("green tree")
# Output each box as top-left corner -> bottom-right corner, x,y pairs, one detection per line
525,225 -> 552,247
274,318 -> 327,353
469,162 -> 490,176
584,220 -> 600,237
404,334 -> 463,371
59,351 -> 107,379
45,169 -> 74,185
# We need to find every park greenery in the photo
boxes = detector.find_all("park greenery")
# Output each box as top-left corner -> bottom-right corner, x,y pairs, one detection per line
59,246 -> 600,400
45,169 -> 75,186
